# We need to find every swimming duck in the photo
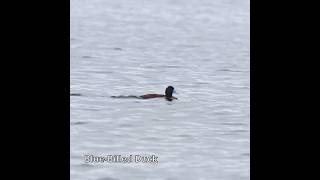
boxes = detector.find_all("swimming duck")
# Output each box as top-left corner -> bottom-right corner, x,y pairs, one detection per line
111,86 -> 178,101
139,86 -> 177,100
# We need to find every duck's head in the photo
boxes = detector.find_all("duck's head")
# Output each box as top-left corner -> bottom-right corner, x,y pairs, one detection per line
165,86 -> 175,98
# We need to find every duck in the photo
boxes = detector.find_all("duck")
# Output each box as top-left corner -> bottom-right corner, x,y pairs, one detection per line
139,86 -> 177,100
111,86 -> 178,101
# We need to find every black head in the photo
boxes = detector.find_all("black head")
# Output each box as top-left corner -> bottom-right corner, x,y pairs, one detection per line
165,86 -> 174,97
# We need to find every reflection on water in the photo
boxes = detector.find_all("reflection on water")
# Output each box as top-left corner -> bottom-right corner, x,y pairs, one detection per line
71,0 -> 250,179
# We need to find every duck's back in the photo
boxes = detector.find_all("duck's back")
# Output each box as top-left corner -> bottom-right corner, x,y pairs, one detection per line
140,94 -> 165,99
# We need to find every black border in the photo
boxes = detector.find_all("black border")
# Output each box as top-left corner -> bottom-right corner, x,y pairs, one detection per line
250,0 -> 302,178
4,1 -> 70,179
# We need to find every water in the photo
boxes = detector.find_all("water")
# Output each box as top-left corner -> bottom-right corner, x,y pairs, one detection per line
70,0 -> 250,179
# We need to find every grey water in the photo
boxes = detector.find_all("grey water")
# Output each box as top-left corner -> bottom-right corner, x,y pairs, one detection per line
70,0 -> 250,179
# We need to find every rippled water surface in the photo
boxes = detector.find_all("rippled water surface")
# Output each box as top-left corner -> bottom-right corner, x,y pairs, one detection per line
71,0 -> 250,179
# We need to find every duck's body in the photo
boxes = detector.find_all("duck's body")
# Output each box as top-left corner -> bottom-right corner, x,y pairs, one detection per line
139,94 -> 178,100
140,94 -> 165,99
